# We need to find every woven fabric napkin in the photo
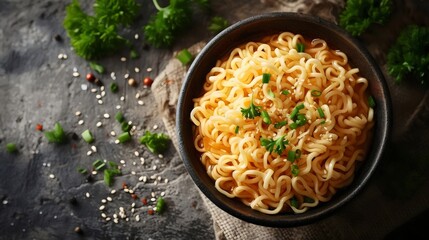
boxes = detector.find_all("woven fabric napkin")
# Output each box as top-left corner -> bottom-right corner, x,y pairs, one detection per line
151,1 -> 429,239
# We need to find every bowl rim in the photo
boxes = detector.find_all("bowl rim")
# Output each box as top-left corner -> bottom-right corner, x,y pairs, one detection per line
176,12 -> 392,227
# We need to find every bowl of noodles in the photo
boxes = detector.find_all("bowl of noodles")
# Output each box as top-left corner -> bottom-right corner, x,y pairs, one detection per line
176,12 -> 391,227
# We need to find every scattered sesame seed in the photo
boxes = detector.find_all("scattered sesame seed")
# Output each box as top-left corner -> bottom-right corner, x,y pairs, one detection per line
101,91 -> 106,97
92,171 -> 97,175
47,163 -> 51,167
96,94 -> 102,99
110,131 -> 116,137
158,154 -> 164,159
151,198 -> 156,202
150,175 -> 156,180
91,146 -> 97,152
81,84 -> 88,91
116,105 -> 121,110
85,192 -> 90,198
63,54 -> 68,59
164,179 -> 169,184
154,181 -> 158,185
99,205 -> 105,211
49,174 -> 55,179
58,53 -> 63,59
113,218 -> 119,224
111,72 -> 116,80
161,192 -> 166,197
75,111 -> 82,116
157,176 -> 162,181
2,200 -> 8,205
72,72 -> 80,77
129,189 -> 134,194
103,113 -> 110,119
131,171 -> 136,175
131,208 -> 135,213
134,67 -> 140,73
153,124 -> 158,130
105,217 -> 111,221
146,67 -> 153,72
101,213 -> 107,218
135,215 -> 140,222
96,122 -> 102,128
87,150 -> 93,156
120,57 -> 127,62
135,93 -> 140,99
140,158 -> 145,165
134,151 -> 139,157
111,189 -> 116,194
124,188 -> 129,193
107,197 -> 112,202
98,100 -> 103,105
132,162 -> 136,166
134,34 -> 139,40
100,86 -> 105,91
120,160 -> 125,164
138,100 -> 144,105
73,67 -> 78,72
101,199 -> 107,203
114,139 -> 120,144
91,88 -> 98,93
124,73 -> 130,79
78,120 -> 84,125
120,96 -> 125,101
153,165 -> 157,170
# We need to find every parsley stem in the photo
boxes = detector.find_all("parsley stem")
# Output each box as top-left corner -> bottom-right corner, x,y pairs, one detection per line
261,110 -> 271,124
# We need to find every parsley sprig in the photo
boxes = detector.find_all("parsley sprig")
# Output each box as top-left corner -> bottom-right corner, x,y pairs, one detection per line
339,0 -> 393,36
260,135 -> 288,155
241,97 -> 261,119
140,131 -> 170,154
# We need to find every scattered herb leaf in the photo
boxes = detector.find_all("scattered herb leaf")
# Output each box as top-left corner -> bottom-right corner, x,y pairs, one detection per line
139,131 -> 170,154
208,16 -> 229,34
241,97 -> 261,119
45,122 -> 67,144
260,135 -> 288,155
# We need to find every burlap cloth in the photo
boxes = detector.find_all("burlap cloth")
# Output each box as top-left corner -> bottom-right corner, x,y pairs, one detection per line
152,1 -> 429,239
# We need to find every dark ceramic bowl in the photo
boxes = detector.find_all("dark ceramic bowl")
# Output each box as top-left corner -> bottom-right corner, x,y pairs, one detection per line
176,12 -> 391,227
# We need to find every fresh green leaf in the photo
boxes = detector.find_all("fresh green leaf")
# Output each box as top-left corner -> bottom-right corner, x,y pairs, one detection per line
260,135 -> 288,155
176,49 -> 193,65
368,95 -> 376,108
241,97 -> 261,119
94,0 -> 140,27
387,25 -> 429,84
139,131 -> 170,154
110,82 -> 119,93
115,111 -> 125,123
291,164 -> 299,176
130,49 -> 140,59
208,16 -> 229,34
290,196 -> 298,208
339,0 -> 393,36
155,196 -> 166,213
89,62 -> 105,74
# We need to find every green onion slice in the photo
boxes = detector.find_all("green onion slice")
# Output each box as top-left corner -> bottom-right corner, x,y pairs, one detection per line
234,126 -> 239,134
92,159 -> 106,171
117,132 -> 131,143
288,150 -> 296,163
274,120 -> 287,129
296,43 -> 305,53
311,89 -> 322,97
317,107 -> 325,118
290,196 -> 299,208
77,167 -> 88,174
81,129 -> 94,143
6,143 -> 17,153
281,90 -> 290,95
291,164 -> 299,176
176,49 -> 193,65
261,111 -> 271,124
110,82 -> 118,93
262,73 -> 271,84
368,95 -> 376,108
115,112 -> 125,123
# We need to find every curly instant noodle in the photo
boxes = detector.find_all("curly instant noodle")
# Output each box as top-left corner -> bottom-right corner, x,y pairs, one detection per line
190,32 -> 374,214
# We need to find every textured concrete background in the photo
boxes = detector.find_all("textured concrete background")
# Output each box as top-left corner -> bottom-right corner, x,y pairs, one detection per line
1,0 -> 429,239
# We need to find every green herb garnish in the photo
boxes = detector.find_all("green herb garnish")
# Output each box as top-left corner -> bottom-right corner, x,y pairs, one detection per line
368,95 -> 376,108
104,168 -> 121,187
77,167 -> 88,174
317,107 -> 325,118
6,143 -> 18,153
290,103 -> 305,121
92,159 -> 106,171
89,62 -> 105,74
311,89 -> 322,97
261,110 -> 271,124
81,129 -> 94,143
281,90 -> 290,96
290,196 -> 298,208
296,43 -> 305,52
208,16 -> 229,34
110,82 -> 118,93
121,122 -> 132,132
176,49 -> 193,65
339,0 -> 393,36
115,111 -> 125,123
241,97 -> 261,119
387,25 -> 429,85
140,131 -> 170,154
262,73 -> 271,84
234,126 -> 239,134
291,164 -> 299,176
274,120 -> 287,129
45,122 -> 67,144
130,49 -> 140,59
117,132 -> 131,143
260,135 -> 288,155
155,196 -> 166,213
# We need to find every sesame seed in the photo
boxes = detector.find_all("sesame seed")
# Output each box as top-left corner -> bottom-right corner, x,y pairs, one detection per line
58,53 -> 63,59
3,200 -> 8,205
111,189 -> 116,194
75,111 -> 82,116
78,120 -> 84,125
164,179 -> 169,184
129,189 -> 134,194
114,139 -> 120,144
134,151 -> 139,157
124,73 -> 130,79
128,121 -> 133,125
96,122 -> 102,128
105,217 -> 111,221
100,86 -> 105,91
110,131 -> 116,137
138,100 -> 144,105
101,91 -> 106,97
87,150 -> 93,156
120,57 -> 127,62
113,218 -> 119,224
116,105 -> 121,110
154,181 -> 158,185
73,67 -> 78,72
103,113 -> 110,119
131,171 -> 136,175
81,84 -> 88,91
140,158 -> 145,165
157,176 -> 162,181
99,205 -> 105,211
101,213 -> 107,218
134,34 -> 139,40
91,88 -> 98,93
120,96 -> 125,101
147,67 -> 153,72
134,67 -> 140,73
124,188 -> 129,193
85,192 -> 90,198
139,176 -> 144,182
158,154 -> 164,159
101,199 -> 107,203
91,146 -> 97,152
135,93 -> 140,99
111,72 -> 116,80
107,197 -> 112,202
72,72 -> 80,77
153,124 -> 158,130
92,171 -> 97,175
153,165 -> 157,170
135,215 -> 140,222
49,174 -> 55,179
96,94 -> 102,99
151,198 -> 156,202
131,208 -> 135,213
63,54 -> 68,59
98,100 -> 103,105
161,192 -> 165,197
150,175 -> 156,180
120,160 -> 125,164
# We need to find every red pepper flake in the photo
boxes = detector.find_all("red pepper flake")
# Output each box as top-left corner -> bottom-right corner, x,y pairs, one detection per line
147,209 -> 154,215
131,194 -> 138,200
143,77 -> 153,87
36,124 -> 43,131
86,73 -> 95,82
141,197 -> 147,205
122,182 -> 128,189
